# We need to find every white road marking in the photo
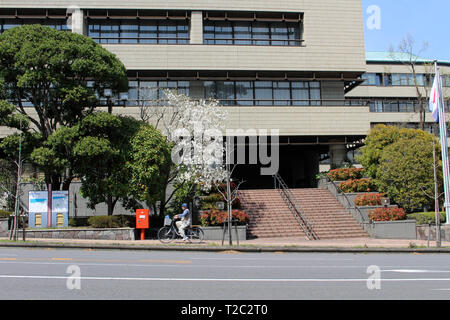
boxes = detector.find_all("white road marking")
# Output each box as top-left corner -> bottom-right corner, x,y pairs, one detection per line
382,269 -> 450,273
1,274 -> 450,283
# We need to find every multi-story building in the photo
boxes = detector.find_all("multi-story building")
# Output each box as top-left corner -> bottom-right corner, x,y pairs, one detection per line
0,0 -> 369,190
346,51 -> 450,135
1,1 -> 448,191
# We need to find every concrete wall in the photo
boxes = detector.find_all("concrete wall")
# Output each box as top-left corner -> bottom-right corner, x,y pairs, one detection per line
2,0 -> 367,73
202,225 -> 247,241
363,220 -> 417,240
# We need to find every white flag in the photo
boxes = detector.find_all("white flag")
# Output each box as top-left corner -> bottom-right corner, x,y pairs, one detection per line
429,71 -> 442,123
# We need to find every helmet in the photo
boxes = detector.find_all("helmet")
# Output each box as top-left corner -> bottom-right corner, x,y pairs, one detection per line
182,203 -> 188,208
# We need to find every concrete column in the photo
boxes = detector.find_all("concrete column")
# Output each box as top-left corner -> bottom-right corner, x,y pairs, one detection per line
329,144 -> 348,169
190,11 -> 203,44
67,7 -> 85,35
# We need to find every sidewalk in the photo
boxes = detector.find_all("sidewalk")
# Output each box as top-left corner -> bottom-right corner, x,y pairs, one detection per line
1,236 -> 450,252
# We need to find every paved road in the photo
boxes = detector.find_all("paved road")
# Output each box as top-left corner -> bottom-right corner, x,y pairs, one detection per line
0,247 -> 450,300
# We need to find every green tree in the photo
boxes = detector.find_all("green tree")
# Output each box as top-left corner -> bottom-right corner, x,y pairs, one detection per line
72,112 -> 141,216
376,136 -> 442,212
127,124 -> 173,219
357,124 -> 438,179
0,25 -> 128,189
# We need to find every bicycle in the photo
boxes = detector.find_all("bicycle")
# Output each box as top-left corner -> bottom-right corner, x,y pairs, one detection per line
157,217 -> 204,244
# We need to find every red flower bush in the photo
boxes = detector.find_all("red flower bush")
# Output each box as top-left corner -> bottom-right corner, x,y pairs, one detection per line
354,193 -> 385,206
368,207 -> 406,222
327,168 -> 364,181
200,209 -> 250,227
339,178 -> 376,193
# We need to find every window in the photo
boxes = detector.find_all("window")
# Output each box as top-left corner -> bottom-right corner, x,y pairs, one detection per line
362,73 -> 383,86
88,20 -> 190,44
203,20 -> 302,46
204,80 -> 320,106
0,18 -> 71,34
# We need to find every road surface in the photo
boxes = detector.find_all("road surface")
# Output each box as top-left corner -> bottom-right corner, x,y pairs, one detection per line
0,247 -> 450,300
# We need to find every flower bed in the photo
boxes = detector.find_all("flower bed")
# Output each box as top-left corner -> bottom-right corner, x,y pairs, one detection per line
354,193 -> 385,206
339,178 -> 376,193
327,168 -> 364,181
368,207 -> 406,222
200,209 -> 249,227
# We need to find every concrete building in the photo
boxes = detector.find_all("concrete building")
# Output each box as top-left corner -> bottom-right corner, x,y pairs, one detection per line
0,1 -> 448,191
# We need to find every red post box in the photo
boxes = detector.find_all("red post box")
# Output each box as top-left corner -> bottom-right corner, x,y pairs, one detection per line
136,209 -> 149,240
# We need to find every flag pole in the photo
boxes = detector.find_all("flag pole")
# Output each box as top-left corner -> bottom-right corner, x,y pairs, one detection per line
434,60 -> 450,225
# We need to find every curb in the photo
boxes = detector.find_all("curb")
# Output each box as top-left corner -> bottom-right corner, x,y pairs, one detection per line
1,241 -> 450,253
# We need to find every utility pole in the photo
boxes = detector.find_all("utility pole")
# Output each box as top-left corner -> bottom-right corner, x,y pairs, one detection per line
226,141 -> 233,246
433,139 -> 441,247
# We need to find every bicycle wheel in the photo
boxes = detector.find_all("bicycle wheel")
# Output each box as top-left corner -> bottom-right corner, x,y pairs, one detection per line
158,226 -> 175,243
187,227 -> 204,244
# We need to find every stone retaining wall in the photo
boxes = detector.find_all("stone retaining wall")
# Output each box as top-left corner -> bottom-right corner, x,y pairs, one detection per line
416,225 -> 450,242
13,228 -> 135,240
0,219 -> 8,237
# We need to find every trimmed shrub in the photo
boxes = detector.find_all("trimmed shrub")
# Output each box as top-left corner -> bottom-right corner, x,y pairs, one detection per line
87,215 -> 135,228
0,210 -> 12,219
339,178 -> 376,193
327,168 -> 364,181
354,193 -> 385,206
407,212 -> 446,225
200,209 -> 250,227
368,207 -> 406,222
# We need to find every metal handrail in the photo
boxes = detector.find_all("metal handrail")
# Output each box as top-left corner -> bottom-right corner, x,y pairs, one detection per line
273,173 -> 317,240
325,176 -> 367,224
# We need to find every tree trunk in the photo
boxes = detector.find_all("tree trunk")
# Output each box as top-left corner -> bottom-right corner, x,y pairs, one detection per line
107,195 -> 117,216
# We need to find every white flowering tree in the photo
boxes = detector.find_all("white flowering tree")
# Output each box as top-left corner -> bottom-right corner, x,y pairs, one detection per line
165,90 -> 228,191
142,90 -> 229,218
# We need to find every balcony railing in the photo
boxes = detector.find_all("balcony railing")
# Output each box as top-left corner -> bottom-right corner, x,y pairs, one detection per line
110,98 -> 370,107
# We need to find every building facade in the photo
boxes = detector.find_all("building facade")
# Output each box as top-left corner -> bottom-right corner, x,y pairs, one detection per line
0,1 -> 447,190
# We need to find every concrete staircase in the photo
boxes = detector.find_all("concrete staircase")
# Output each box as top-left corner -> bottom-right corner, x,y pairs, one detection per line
239,188 -> 369,240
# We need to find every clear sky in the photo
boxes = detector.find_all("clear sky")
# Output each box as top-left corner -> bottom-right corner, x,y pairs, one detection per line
361,0 -> 450,61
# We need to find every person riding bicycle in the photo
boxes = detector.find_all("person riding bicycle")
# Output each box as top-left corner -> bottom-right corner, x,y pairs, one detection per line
174,203 -> 191,241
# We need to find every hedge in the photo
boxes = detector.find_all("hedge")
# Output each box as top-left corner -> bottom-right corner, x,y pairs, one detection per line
0,210 -> 12,219
87,215 -> 135,228
407,212 -> 446,225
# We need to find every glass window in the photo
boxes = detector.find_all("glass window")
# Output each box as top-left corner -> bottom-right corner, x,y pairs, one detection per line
273,81 -> 290,105
120,22 -> 138,44
270,23 -> 289,46
215,81 -> 235,105
291,82 -> 309,106
214,22 -> 233,45
366,73 -> 382,86
233,23 -> 252,45
254,81 -> 273,106
252,22 -> 270,46
309,82 -> 321,105
235,81 -> 253,106
87,19 -> 189,44
391,74 -> 401,86
140,22 -> 158,43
